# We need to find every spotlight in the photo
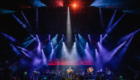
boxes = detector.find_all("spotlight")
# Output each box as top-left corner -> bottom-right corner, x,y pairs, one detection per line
64,49 -> 65,50
97,42 -> 99,44
63,42 -> 65,44
100,34 -> 102,36
49,35 -> 51,37
95,49 -> 97,50
39,43 -> 41,44
36,35 -> 38,36
85,49 -> 86,50
74,42 -> 76,44
88,34 -> 90,37
86,42 -> 88,44
51,43 -> 52,44
75,35 -> 76,37
73,4 -> 76,7
42,49 -> 43,51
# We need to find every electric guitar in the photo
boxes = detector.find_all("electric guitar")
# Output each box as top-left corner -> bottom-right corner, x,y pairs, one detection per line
33,71 -> 40,76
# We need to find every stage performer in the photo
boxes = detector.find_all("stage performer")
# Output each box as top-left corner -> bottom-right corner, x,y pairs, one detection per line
67,67 -> 74,79
33,68 -> 39,80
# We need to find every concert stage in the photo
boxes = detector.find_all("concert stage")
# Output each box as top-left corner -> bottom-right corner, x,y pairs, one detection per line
0,0 -> 140,80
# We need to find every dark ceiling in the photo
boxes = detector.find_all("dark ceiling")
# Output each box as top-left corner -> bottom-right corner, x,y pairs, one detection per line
0,0 -> 140,52
0,0 -> 140,10
0,0 -> 94,10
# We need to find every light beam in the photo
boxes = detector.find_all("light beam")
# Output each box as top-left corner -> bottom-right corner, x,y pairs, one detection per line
66,7 -> 72,49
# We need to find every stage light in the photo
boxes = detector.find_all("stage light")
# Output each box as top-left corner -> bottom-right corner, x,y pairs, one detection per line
17,46 -> 29,52
39,43 -> 41,44
62,34 -> 64,36
73,4 -> 76,7
32,0 -> 46,7
118,29 -> 140,43
54,38 -> 63,50
118,36 -> 133,60
0,8 -> 15,14
30,34 -> 35,39
85,41 -> 90,52
0,32 -> 17,42
50,34 -> 58,48
10,44 -> 20,55
106,13 -> 125,34
106,41 -> 127,62
21,38 -> 35,48
42,49 -> 47,65
75,35 -> 76,37
85,47 -> 93,60
99,8 -> 105,28
51,42 -> 54,49
107,10 -> 117,29
12,14 -> 28,29
21,11 -> 32,31
103,34 -> 108,39
78,34 -> 87,48
22,50 -> 30,58
88,34 -> 90,37
49,35 -> 50,37
100,34 -> 102,43
98,42 -> 99,44
66,7 -> 72,47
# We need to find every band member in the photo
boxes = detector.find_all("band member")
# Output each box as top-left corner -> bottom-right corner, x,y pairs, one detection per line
97,68 -> 102,76
88,67 -> 94,75
95,68 -> 102,80
46,70 -> 50,74
33,68 -> 39,80
97,68 -> 102,72
105,68 -> 111,80
67,67 -> 74,79
56,70 -> 61,76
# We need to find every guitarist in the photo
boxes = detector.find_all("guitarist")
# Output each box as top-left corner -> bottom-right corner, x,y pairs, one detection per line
67,67 -> 74,79
33,68 -> 39,80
